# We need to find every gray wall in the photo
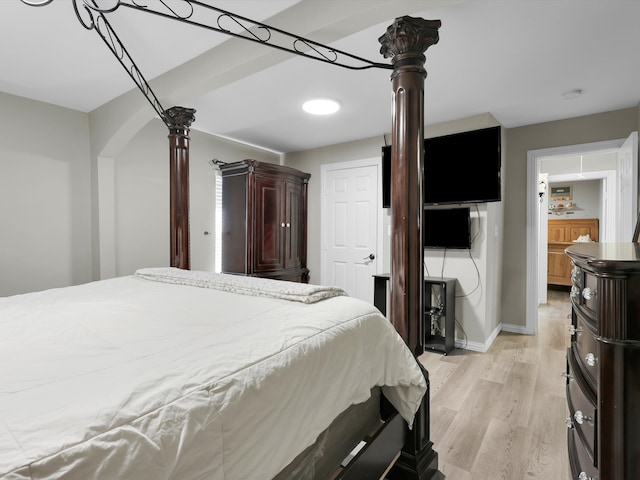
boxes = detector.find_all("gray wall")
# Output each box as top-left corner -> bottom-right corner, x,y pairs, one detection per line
3,84 -> 638,339
502,107 -> 638,328
0,92 -> 280,295
289,107 -> 639,334
0,92 -> 92,296
285,137 -> 386,284
111,120 -> 280,277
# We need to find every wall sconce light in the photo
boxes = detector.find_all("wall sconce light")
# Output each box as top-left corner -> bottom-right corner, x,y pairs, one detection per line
538,172 -> 548,203
538,181 -> 547,202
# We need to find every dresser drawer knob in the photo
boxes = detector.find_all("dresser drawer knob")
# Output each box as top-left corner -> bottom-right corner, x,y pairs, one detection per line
568,325 -> 583,335
561,372 -> 574,381
578,472 -> 597,480
582,287 -> 597,300
574,410 -> 592,425
585,353 -> 597,367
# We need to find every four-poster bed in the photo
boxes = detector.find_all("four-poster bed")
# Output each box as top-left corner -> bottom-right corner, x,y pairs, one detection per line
0,269 -> 427,479
7,1 -> 442,478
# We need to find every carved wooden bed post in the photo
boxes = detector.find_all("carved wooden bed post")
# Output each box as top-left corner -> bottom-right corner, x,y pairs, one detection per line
166,106 -> 196,270
379,15 -> 440,357
380,16 -> 441,480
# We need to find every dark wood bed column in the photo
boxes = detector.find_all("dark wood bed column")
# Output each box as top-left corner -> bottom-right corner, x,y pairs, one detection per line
380,17 -> 441,480
379,16 -> 440,356
166,106 -> 196,270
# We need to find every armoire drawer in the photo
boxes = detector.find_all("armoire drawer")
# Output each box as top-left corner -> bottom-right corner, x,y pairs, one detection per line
572,313 -> 599,389
567,350 -> 597,465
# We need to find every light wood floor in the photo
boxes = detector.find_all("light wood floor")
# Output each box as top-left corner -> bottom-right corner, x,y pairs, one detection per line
418,289 -> 572,480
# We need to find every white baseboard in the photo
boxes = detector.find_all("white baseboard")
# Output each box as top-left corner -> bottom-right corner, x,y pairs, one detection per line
501,323 -> 531,335
454,338 -> 487,353
453,323 -> 533,353
454,322 -> 503,353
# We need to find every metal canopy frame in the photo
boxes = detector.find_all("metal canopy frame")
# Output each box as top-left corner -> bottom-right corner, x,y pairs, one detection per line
22,0 -> 400,270
18,1 -> 442,478
23,0 -> 393,124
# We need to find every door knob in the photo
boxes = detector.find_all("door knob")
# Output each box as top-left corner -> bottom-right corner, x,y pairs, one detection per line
363,254 -> 375,260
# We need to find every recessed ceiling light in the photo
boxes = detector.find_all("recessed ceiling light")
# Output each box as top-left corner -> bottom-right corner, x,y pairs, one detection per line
302,98 -> 341,115
562,88 -> 583,100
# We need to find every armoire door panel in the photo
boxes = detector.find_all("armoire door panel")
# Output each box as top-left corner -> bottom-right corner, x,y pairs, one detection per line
284,179 -> 303,270
254,176 -> 284,271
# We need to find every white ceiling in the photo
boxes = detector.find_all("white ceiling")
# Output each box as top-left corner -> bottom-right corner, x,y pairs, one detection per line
2,0 -> 640,153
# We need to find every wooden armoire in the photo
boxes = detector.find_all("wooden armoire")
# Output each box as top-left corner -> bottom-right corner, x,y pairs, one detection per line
219,160 -> 311,283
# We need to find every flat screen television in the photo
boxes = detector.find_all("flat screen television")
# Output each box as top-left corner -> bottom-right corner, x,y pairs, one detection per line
424,126 -> 501,205
381,126 -> 501,207
423,207 -> 471,249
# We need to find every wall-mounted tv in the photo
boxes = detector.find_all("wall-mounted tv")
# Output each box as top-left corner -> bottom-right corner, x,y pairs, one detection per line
382,126 -> 501,207
424,126 -> 501,205
423,207 -> 471,249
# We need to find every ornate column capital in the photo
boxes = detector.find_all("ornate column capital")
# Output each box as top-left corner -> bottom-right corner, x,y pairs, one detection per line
165,106 -> 196,134
379,16 -> 441,61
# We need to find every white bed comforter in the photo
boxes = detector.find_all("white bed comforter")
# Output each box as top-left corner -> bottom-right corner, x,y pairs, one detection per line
0,270 -> 426,480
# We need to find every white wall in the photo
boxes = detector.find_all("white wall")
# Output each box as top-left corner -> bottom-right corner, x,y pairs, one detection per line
548,179 -> 601,220
0,92 -> 92,296
424,207 -> 487,346
287,113 -> 505,350
423,203 -> 502,350
542,151 -> 616,224
422,114 -> 505,351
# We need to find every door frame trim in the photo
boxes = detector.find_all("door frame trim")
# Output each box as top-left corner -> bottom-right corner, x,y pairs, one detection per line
526,138 -> 626,335
320,157 -> 384,288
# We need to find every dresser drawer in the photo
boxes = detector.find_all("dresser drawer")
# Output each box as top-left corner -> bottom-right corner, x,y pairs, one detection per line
567,351 -> 597,465
572,312 -> 599,389
571,270 -> 598,318
568,427 -> 599,480
583,272 -> 598,314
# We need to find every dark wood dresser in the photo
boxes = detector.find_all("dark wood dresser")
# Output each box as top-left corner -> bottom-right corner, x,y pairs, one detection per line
219,160 -> 311,283
565,242 -> 640,480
